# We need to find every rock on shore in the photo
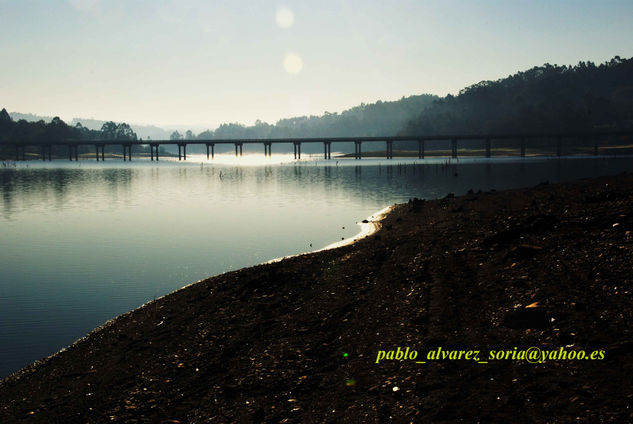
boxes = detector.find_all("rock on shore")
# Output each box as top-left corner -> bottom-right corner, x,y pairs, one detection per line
1,174 -> 632,423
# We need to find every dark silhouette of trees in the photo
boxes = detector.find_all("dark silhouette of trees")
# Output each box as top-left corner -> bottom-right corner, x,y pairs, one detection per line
0,113 -> 139,158
402,57 -> 633,135
0,108 -> 12,142
100,121 -> 118,140
114,123 -> 137,141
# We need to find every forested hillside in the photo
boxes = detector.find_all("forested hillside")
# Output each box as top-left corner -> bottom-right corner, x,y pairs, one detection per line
191,95 -> 438,140
402,56 -> 633,135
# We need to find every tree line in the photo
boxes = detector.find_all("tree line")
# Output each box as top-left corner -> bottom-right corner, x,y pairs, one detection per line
168,95 -> 437,141
0,111 -> 141,158
0,110 -> 138,144
402,56 -> 633,136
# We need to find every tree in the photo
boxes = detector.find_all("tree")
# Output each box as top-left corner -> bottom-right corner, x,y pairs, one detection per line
0,108 -> 13,141
100,121 -> 118,140
170,130 -> 182,140
0,108 -> 11,123
115,123 -> 137,141
48,117 -> 71,141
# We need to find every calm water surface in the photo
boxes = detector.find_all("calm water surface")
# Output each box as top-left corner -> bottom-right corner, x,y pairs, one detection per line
1,155 -> 632,377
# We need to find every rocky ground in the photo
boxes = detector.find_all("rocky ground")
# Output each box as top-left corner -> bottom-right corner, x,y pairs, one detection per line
1,173 -> 632,423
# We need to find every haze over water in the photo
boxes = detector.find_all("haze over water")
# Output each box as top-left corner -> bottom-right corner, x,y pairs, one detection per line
1,155 -> 632,378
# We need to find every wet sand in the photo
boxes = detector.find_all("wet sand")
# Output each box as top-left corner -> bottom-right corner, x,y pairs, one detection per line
1,173 -> 632,423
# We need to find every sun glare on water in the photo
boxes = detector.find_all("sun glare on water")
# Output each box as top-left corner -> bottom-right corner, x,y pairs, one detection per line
174,153 -> 302,166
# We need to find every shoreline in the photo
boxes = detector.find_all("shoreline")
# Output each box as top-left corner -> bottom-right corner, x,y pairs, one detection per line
266,205 -> 393,264
0,205 -> 394,381
1,173 -> 632,422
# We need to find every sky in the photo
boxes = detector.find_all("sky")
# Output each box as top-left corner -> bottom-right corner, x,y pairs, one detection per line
1,0 -> 632,130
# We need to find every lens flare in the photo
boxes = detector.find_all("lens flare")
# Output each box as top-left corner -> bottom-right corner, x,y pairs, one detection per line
284,54 -> 303,75
276,7 -> 294,28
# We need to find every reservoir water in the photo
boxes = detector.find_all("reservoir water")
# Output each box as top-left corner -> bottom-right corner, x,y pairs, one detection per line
1,154 -> 632,378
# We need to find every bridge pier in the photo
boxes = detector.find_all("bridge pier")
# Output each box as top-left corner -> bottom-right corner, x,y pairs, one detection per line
556,136 -> 562,157
386,141 -> 393,159
264,142 -> 272,157
323,141 -> 331,159
418,139 -> 424,159
177,143 -> 187,160
122,144 -> 132,161
485,138 -> 491,158
451,138 -> 458,158
42,145 -> 47,161
293,142 -> 301,159
233,142 -> 243,157
95,144 -> 105,162
206,143 -> 216,160
68,144 -> 79,161
354,141 -> 362,159
95,144 -> 105,161
149,144 -> 159,161
520,137 -> 526,157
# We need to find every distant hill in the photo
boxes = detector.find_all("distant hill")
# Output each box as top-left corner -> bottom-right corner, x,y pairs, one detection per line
195,95 -> 438,140
402,56 -> 633,135
9,112 -> 55,123
9,94 -> 438,147
187,94 -> 439,153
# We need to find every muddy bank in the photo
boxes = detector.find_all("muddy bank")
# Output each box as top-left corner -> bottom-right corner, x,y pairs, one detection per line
1,174 -> 632,423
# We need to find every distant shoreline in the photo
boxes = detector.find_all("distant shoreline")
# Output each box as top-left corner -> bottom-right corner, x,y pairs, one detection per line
336,144 -> 633,158
0,152 -> 180,161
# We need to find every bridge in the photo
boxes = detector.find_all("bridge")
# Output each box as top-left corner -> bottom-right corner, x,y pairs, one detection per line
3,130 -> 632,161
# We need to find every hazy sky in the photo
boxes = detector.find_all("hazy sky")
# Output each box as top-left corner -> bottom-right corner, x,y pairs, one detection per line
1,0 -> 632,129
